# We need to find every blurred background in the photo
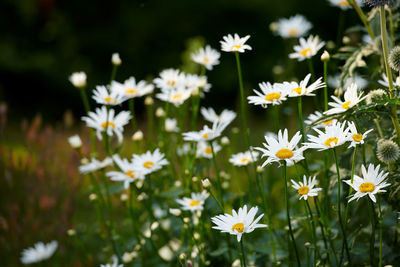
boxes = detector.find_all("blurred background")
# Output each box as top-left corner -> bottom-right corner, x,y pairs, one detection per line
0,0 -> 367,265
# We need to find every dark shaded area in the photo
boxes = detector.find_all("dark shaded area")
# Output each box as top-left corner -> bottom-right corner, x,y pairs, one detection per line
0,0 -> 359,121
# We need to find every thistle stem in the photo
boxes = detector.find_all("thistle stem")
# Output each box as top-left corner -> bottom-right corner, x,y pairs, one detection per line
349,0 -> 375,41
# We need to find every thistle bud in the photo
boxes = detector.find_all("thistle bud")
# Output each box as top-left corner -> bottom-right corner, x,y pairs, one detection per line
389,46 -> 400,72
377,139 -> 400,163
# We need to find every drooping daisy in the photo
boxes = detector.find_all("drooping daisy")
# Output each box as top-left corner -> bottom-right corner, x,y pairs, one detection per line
303,121 -> 350,151
229,150 -> 259,166
200,107 -> 237,125
289,35 -> 325,61
279,73 -> 325,97
82,107 -> 131,143
20,241 -> 58,264
111,77 -> 154,99
211,205 -> 267,242
184,74 -> 211,94
220,34 -> 252,53
276,15 -> 312,38
92,85 -> 126,106
156,87 -> 192,107
196,141 -> 222,159
291,176 -> 322,200
346,121 -> 373,148
106,155 -> 148,189
327,0 -> 363,10
343,164 -> 390,202
176,190 -> 209,212
153,68 -> 186,90
328,73 -> 368,90
255,129 -> 305,167
191,45 -> 221,70
247,82 -> 288,108
305,111 -> 337,128
79,157 -> 113,174
132,148 -> 169,174
183,121 -> 229,142
324,83 -> 366,115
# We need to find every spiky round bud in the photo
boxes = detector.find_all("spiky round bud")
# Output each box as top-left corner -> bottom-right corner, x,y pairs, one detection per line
366,89 -> 386,104
363,0 -> 393,7
389,46 -> 400,72
377,139 -> 400,163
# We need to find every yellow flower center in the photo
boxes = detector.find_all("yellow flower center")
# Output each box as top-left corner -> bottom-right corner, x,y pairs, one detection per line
359,182 -> 375,193
125,88 -> 137,95
143,161 -> 155,169
167,80 -> 176,86
322,120 -> 333,125
265,92 -> 281,101
204,57 -> 210,63
232,45 -> 242,50
241,158 -> 250,164
324,137 -> 338,147
275,149 -> 294,159
173,93 -> 183,100
104,97 -> 112,103
202,133 -> 209,139
298,186 -> 309,195
101,121 -> 116,129
339,0 -> 350,6
342,101 -> 351,109
205,147 -> 212,155
125,170 -> 135,179
300,48 -> 312,57
289,29 -> 298,36
232,222 -> 244,233
292,87 -> 304,95
190,200 -> 200,206
352,134 -> 363,142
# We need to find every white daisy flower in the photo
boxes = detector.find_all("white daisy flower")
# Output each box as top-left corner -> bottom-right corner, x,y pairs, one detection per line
378,73 -> 400,88
156,87 -> 192,107
176,190 -> 209,212
305,111 -> 337,128
79,157 -> 113,174
92,85 -> 126,106
229,150 -> 259,166
279,73 -> 325,97
346,121 -> 373,148
211,205 -> 267,242
220,34 -> 252,53
343,164 -> 390,203
255,129 -> 305,167
328,73 -> 368,90
291,176 -> 322,200
196,141 -> 222,159
303,121 -> 350,151
165,118 -> 179,132
324,83 -> 366,115
276,14 -> 312,38
247,82 -> 288,108
191,45 -> 221,70
200,107 -> 237,125
69,72 -> 87,88
183,121 -> 229,142
153,68 -> 186,90
106,155 -> 147,189
101,256 -> 123,267
185,74 -> 211,94
327,0 -> 363,9
20,241 -> 58,264
111,77 -> 154,99
289,35 -> 325,62
82,106 -> 131,143
132,148 -> 169,174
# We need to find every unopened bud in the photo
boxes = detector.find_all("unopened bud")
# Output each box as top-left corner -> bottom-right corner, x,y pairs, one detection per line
69,72 -> 87,89
144,96 -> 154,105
201,178 -> 211,188
89,193 -> 97,201
67,229 -> 76,236
132,130 -> 143,141
68,135 -> 82,149
169,208 -> 182,216
221,136 -> 230,145
321,50 -> 330,61
156,107 -> 165,117
112,53 -> 122,66
120,193 -> 128,202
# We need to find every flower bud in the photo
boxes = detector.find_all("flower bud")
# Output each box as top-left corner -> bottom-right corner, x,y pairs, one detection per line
68,135 -> 82,149
122,252 -> 133,263
156,107 -> 165,117
144,96 -> 154,105
377,139 -> 400,163
169,208 -> 182,216
120,193 -> 128,202
132,130 -> 143,141
321,50 -> 330,61
89,193 -> 97,201
389,46 -> 400,72
221,136 -> 230,145
201,178 -> 211,188
69,72 -> 87,88
112,53 -> 122,66
67,229 -> 76,236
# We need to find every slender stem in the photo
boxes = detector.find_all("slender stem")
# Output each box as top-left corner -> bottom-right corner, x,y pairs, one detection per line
367,198 -> 376,266
380,6 -> 400,144
349,0 -> 375,41
146,100 -> 154,145
313,198 -> 334,265
79,88 -> 97,154
378,197 -> 383,267
110,65 -> 117,84
298,97 -> 310,173
272,105 -> 280,132
344,145 -> 357,225
283,162 -> 301,266
240,238 -> 247,267
307,59 -> 315,82
374,119 -> 384,139
332,148 -> 351,265
129,98 -> 137,132
305,200 -> 320,264
234,52 -> 252,149
336,11 -> 345,48
323,61 -> 328,111
210,141 -> 224,210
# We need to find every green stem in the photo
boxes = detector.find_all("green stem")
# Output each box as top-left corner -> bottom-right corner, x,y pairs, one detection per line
234,52 -> 252,149
283,162 -> 301,266
323,61 -> 328,111
374,119 -> 384,139
305,200 -> 320,264
378,197 -> 383,267
367,198 -> 376,266
273,105 -> 280,132
344,145 -> 357,226
298,97 -> 310,173
210,141 -> 224,210
332,148 -> 351,265
240,238 -> 247,267
307,59 -> 315,82
380,6 -> 400,144
349,0 -> 375,41
313,198 -> 334,265
80,88 -> 97,154
129,98 -> 137,132
110,65 -> 117,84
146,100 -> 154,146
